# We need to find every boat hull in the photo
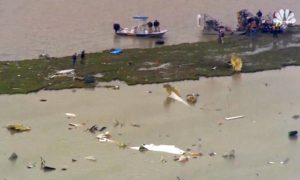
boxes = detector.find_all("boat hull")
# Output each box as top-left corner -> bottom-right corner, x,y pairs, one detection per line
116,30 -> 168,38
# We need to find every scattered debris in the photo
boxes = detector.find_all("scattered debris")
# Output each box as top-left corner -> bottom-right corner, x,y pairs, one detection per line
49,69 -> 75,79
211,66 -> 217,70
173,151 -> 202,163
68,123 -> 80,127
131,144 -> 185,155
163,84 -> 190,106
6,124 -> 31,133
176,155 -> 189,163
289,130 -> 298,139
292,115 -> 300,120
225,115 -> 244,120
268,158 -> 290,165
84,75 -> 96,84
8,152 -> 18,161
97,131 -> 128,149
230,53 -> 243,72
130,123 -> 141,128
41,157 -> 56,172
87,125 -> 107,133
209,152 -> 217,156
113,120 -> 124,128
280,158 -> 290,164
27,162 -> 36,169
186,94 -> 199,104
85,156 -> 97,161
138,63 -> 171,71
65,113 -> 76,118
160,156 -> 167,163
222,149 -> 235,159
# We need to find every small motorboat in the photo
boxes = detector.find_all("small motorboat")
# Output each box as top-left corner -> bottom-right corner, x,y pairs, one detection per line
113,16 -> 168,38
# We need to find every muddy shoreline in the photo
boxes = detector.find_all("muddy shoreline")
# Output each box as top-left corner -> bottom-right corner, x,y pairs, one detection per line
1,33 -> 300,95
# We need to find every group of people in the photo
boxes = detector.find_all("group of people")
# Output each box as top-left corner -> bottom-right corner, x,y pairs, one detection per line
147,20 -> 160,33
238,9 -> 282,38
72,50 -> 86,66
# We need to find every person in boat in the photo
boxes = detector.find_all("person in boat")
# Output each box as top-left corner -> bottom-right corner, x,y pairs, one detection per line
113,23 -> 121,33
147,21 -> 153,33
153,20 -> 160,32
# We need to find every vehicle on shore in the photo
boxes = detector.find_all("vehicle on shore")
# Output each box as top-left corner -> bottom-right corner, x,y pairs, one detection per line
113,16 -> 168,38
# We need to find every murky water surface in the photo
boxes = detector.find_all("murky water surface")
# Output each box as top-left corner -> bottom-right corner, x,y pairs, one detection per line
0,0 -> 299,60
1,67 -> 300,179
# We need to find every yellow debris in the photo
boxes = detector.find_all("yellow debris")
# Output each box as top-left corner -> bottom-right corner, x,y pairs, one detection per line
230,53 -> 243,72
6,124 -> 31,132
163,84 -> 181,97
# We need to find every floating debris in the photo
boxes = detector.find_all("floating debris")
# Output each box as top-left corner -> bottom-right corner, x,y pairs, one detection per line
186,94 -> 199,104
225,115 -> 244,120
6,124 -> 31,133
65,113 -> 76,118
209,152 -> 217,156
41,158 -> 56,172
131,144 -> 185,155
85,156 -> 97,161
280,158 -> 290,165
222,149 -> 235,159
87,125 -> 106,133
9,152 -> 18,161
27,162 -> 36,169
96,131 -> 112,142
68,123 -> 80,127
289,130 -> 298,139
40,99 -> 47,102
130,123 -> 141,128
292,115 -> 300,120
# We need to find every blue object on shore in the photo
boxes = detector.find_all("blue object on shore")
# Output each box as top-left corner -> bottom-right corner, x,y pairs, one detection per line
110,48 -> 123,55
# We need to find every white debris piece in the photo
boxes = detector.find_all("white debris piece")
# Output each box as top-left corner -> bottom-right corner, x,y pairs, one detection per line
130,144 -> 185,155
225,115 -> 244,120
169,92 -> 190,106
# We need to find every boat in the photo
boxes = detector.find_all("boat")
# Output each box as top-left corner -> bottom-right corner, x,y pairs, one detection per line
197,14 -> 244,35
197,9 -> 297,36
113,16 -> 168,38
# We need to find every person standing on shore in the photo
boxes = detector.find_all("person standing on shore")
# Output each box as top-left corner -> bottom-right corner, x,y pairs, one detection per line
80,50 -> 86,64
218,28 -> 225,44
72,53 -> 77,66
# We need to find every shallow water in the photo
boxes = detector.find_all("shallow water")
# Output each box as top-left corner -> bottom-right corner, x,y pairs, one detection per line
1,67 -> 300,179
0,0 -> 299,60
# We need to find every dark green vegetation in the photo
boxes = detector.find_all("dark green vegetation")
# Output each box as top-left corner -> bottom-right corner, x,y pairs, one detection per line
1,32 -> 300,94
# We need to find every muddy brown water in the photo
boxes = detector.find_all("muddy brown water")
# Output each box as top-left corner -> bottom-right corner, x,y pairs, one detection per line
0,0 -> 299,60
1,67 -> 300,179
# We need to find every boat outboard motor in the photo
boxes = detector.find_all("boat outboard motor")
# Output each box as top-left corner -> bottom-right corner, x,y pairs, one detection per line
113,23 -> 121,32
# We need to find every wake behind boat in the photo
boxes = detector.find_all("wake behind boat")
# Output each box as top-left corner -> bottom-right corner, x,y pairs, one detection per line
113,16 -> 168,38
